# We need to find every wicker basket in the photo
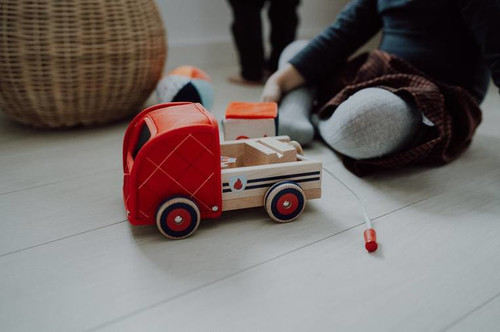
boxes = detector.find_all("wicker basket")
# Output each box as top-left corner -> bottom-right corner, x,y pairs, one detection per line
0,0 -> 166,128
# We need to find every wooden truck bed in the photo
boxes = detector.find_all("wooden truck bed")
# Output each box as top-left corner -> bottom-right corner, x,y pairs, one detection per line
220,136 -> 322,211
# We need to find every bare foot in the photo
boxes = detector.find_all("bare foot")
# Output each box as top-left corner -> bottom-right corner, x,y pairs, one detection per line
228,74 -> 265,86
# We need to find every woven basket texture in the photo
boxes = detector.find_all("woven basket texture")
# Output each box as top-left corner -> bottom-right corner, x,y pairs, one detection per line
0,0 -> 166,128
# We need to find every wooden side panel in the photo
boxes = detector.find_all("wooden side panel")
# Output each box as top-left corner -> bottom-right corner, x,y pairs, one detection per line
222,188 -> 321,211
221,160 -> 322,211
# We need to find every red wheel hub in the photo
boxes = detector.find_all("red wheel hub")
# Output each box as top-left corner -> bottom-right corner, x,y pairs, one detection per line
276,193 -> 299,215
167,208 -> 192,232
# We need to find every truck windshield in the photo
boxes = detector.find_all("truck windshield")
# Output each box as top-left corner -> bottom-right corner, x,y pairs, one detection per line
132,122 -> 151,159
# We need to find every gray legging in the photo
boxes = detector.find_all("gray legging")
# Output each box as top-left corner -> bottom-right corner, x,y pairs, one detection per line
277,40 -> 424,159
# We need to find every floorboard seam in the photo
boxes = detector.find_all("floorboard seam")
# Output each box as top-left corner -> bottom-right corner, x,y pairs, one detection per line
439,291 -> 500,332
0,167 -> 119,197
0,220 -> 127,258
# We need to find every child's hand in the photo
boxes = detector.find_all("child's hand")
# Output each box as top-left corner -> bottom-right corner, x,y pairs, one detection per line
261,76 -> 282,102
260,64 -> 306,103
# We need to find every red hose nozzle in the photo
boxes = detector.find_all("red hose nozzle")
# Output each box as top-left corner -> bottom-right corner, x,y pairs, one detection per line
364,228 -> 378,252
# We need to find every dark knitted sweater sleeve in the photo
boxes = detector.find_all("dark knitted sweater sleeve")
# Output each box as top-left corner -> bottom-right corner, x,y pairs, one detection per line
289,0 -> 381,84
458,0 -> 500,93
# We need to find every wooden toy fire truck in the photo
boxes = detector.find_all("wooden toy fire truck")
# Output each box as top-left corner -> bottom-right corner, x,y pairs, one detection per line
123,102 -> 322,239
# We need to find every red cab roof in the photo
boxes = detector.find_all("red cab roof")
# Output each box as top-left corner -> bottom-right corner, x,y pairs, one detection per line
145,102 -> 216,136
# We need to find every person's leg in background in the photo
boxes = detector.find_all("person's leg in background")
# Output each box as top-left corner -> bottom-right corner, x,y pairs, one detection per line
314,87 -> 425,159
276,40 -> 316,145
267,0 -> 300,73
227,0 -> 267,84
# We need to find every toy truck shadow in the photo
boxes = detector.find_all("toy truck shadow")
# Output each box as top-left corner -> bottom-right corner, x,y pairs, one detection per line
123,102 -> 322,239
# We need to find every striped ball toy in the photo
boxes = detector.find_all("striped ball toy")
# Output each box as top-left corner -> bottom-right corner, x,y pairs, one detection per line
156,66 -> 214,110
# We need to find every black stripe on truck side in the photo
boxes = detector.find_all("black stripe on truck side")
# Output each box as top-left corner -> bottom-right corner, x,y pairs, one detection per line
222,171 -> 320,187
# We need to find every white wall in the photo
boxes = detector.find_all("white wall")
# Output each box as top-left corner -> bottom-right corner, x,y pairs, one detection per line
156,0 -> 346,46
155,0 -> 351,68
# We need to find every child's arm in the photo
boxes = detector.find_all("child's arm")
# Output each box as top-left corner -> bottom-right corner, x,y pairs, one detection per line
261,64 -> 305,102
262,0 -> 381,102
458,0 -> 500,93
291,0 -> 381,84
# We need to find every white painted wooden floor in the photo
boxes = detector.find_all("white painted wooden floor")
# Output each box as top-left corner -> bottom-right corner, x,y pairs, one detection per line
1,64 -> 499,332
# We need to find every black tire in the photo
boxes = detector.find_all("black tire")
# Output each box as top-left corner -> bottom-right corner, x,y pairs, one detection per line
156,197 -> 200,239
264,181 -> 306,223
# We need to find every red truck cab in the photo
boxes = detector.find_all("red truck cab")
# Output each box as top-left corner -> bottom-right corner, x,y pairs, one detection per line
123,102 -> 223,238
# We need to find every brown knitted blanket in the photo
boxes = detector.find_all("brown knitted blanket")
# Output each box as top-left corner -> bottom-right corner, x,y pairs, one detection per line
315,50 -> 482,176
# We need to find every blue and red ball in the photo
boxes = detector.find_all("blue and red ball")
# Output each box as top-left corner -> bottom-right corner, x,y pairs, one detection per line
156,66 -> 214,110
